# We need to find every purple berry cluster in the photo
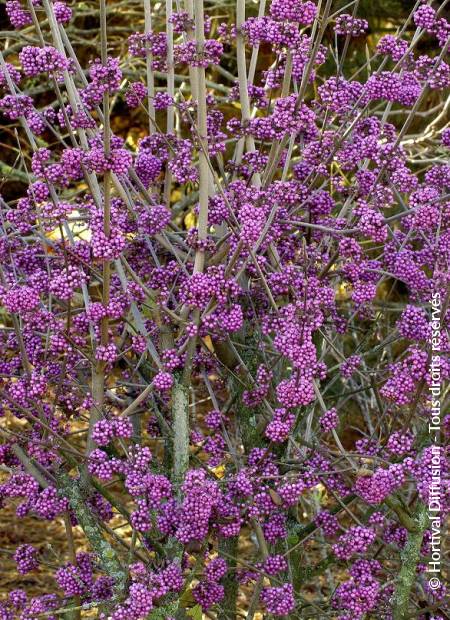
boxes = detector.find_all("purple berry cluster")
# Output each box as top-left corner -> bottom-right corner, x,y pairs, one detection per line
0,0 -> 449,618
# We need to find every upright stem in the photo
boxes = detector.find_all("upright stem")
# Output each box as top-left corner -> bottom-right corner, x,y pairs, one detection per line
246,519 -> 270,620
63,513 -> 81,620
163,0 -> 175,206
193,0 -> 209,275
171,378 -> 190,487
144,0 -> 156,134
100,0 -> 111,348
87,0 -> 111,454
392,502 -> 428,620
183,0 -> 199,102
247,0 -> 266,86
165,0 -> 175,135
58,473 -> 127,596
169,0 -> 209,499
235,0 -> 261,186
263,0 -> 332,187
218,535 -> 239,620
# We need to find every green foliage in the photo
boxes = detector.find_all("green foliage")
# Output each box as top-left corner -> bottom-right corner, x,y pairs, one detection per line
333,0 -> 417,21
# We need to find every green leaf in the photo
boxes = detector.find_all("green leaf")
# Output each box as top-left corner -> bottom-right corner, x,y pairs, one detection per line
187,604 -> 203,620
